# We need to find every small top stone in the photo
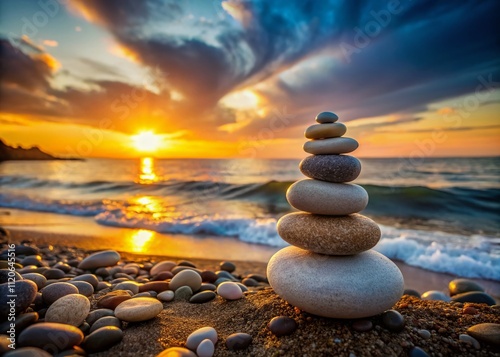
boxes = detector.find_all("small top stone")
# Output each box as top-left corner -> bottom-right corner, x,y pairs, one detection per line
315,111 -> 339,124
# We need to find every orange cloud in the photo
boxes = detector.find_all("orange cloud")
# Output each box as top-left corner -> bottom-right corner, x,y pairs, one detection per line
34,53 -> 61,72
43,40 -> 58,47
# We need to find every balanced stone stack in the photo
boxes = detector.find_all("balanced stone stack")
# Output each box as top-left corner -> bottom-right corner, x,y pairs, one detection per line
267,111 -> 404,319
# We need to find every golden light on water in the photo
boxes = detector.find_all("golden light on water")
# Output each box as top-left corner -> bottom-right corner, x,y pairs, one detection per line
139,157 -> 158,183
128,229 -> 154,252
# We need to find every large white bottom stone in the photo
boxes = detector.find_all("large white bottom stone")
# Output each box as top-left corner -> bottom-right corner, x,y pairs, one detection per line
267,247 -> 404,318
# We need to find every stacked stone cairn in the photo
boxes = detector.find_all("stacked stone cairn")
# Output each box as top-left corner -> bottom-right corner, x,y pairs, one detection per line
267,111 -> 404,318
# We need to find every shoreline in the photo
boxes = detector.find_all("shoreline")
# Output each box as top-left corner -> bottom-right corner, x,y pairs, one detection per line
5,227 -> 500,300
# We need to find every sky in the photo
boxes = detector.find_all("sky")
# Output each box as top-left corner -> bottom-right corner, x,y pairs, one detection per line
0,0 -> 499,159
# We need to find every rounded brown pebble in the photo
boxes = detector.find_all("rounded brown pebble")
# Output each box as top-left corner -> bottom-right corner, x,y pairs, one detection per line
300,155 -> 361,183
200,270 -> 218,283
277,212 -> 380,255
463,306 -> 478,315
96,291 -> 132,310
352,319 -> 373,332
268,316 -> 297,337
242,278 -> 259,287
225,333 -> 252,350
467,323 -> 500,346
305,123 -> 346,139
139,281 -> 170,293
381,310 -> 405,332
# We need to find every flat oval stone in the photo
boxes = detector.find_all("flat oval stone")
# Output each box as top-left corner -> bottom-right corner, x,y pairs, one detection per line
451,292 -> 495,305
150,261 -> 176,276
467,323 -> 500,346
0,312 -> 38,334
217,282 -> 243,300
404,289 -> 421,298
86,308 -> 115,326
169,270 -> 201,292
71,274 -> 99,289
97,291 -> 132,310
45,294 -> 90,326
4,347 -> 52,357
305,123 -> 346,139
186,327 -> 217,351
89,316 -> 121,333
200,271 -> 217,283
219,261 -> 236,273
449,279 -> 485,296
315,111 -> 339,123
82,326 -> 123,353
459,334 -> 480,349
190,291 -> 216,304
139,281 -> 169,293
381,309 -> 405,332
225,333 -> 252,350
304,137 -> 358,155
78,250 -> 120,270
114,281 -> 140,295
286,179 -> 368,215
196,339 -> 214,357
42,268 -> 65,280
41,282 -> 79,305
277,213 -> 380,255
157,347 -> 196,357
21,273 -> 47,289
300,155 -> 361,183
68,281 -> 94,297
157,290 -> 175,302
267,247 -> 404,318
421,290 -> 450,302
114,297 -> 163,322
0,280 -> 37,319
268,316 -> 297,336
18,322 -> 84,353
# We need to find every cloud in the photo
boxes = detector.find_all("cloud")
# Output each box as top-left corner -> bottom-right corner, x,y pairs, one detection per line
79,57 -> 124,77
43,40 -> 58,47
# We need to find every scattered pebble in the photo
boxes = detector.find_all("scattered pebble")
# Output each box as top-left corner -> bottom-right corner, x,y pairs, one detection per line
467,323 -> 500,346
451,291 -> 496,306
18,322 -> 84,353
225,332 -> 252,350
45,294 -> 90,326
268,316 -> 297,336
449,278 -> 485,296
351,319 -> 373,332
190,291 -> 216,304
174,286 -> 193,300
421,290 -> 450,302
217,282 -> 243,300
82,326 -> 124,353
114,297 -> 163,322
219,261 -> 236,273
157,290 -> 175,302
169,270 -> 202,292
409,346 -> 430,357
196,338 -> 215,357
459,333 -> 481,349
381,310 -> 405,332
417,329 -> 431,339
186,327 -> 218,351
78,250 -> 121,270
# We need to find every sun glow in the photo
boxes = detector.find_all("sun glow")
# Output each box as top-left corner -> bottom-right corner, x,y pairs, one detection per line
131,131 -> 163,152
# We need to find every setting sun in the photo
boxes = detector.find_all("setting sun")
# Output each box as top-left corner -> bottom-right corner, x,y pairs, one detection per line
131,131 -> 163,152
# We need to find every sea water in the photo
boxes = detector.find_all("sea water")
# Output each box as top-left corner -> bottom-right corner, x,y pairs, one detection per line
0,157 -> 498,280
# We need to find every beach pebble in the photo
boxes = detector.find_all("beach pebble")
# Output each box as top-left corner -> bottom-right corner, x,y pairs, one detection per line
217,282 -> 243,300
97,290 -> 132,310
78,250 -> 120,270
467,323 -> 500,346
459,334 -> 481,349
462,306 -> 478,315
421,290 -> 450,302
151,261 -> 177,276
178,260 -> 196,268
352,319 -> 373,332
71,274 -> 99,289
3,347 -> 52,357
418,329 -> 431,339
21,255 -> 43,267
20,273 -> 46,290
169,270 -> 202,292
18,322 -> 84,353
0,280 -> 37,319
451,291 -> 495,305
190,291 -> 216,304
82,326 -> 123,353
403,289 -> 420,298
225,333 -> 252,350
304,137 -> 358,155
156,347 -> 196,357
200,270 -> 218,283
245,274 -> 268,283
41,282 -> 78,305
97,281 -> 111,291
157,290 -> 175,302
139,281 -> 170,293
267,247 -> 404,318
219,261 -> 236,273
277,213 -> 380,255
78,321 -> 90,335
45,294 -> 90,326
215,270 -> 237,280
196,339 -> 214,357
114,297 -> 163,322
242,278 -> 259,287
449,279 -> 484,296
86,308 -> 115,326
305,122 -> 346,139
300,155 -> 361,183
286,180 -> 368,215
268,316 -> 297,336
381,310 -> 405,332
42,268 -> 65,280
186,326 -> 218,350
315,111 -> 339,123
114,281 -> 141,295
68,281 -> 94,297
409,347 -> 430,357
152,271 -> 174,280
199,283 -> 217,292
174,286 -> 193,300
89,316 -> 121,333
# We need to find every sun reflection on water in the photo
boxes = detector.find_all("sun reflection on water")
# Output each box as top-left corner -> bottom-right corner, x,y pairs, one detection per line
128,229 -> 154,253
139,157 -> 158,184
